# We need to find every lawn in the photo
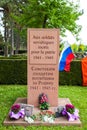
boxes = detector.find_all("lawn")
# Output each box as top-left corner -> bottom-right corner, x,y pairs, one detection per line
0,85 -> 87,130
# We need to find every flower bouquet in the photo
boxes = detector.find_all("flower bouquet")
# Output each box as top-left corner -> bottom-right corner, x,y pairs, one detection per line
62,104 -> 79,121
24,110 -> 55,123
39,93 -> 50,110
40,110 -> 55,123
9,104 -> 25,120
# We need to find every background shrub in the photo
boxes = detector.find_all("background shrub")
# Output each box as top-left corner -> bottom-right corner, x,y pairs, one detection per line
59,60 -> 82,85
0,59 -> 27,84
0,59 -> 82,85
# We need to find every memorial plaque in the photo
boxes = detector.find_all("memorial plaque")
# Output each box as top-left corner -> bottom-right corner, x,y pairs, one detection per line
27,29 -> 59,107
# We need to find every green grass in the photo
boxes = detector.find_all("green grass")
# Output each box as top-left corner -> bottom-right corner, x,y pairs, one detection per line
0,85 -> 87,130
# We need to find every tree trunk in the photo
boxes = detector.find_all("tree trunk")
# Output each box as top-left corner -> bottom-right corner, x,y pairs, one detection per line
4,45 -> 8,56
4,21 -> 8,57
43,15 -> 47,28
15,32 -> 20,54
10,28 -> 14,55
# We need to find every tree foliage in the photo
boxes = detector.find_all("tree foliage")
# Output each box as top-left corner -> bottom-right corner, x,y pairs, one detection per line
11,0 -> 82,35
78,43 -> 85,52
71,43 -> 78,52
0,0 -> 83,56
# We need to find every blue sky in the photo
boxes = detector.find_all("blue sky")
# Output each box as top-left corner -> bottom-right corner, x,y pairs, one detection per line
63,0 -> 87,45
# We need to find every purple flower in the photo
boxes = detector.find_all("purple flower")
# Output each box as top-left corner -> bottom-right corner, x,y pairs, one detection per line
67,109 -> 79,121
73,109 -> 79,120
67,112 -> 75,121
61,108 -> 67,116
61,104 -> 79,121
9,108 -> 25,120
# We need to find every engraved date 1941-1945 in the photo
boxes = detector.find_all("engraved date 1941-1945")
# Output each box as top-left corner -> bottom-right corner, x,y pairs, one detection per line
33,55 -> 53,60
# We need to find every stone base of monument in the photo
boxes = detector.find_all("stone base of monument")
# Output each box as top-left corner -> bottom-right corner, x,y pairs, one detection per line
4,98 -> 82,126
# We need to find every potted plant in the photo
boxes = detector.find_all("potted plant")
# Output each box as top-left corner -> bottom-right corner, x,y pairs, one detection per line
39,93 -> 50,110
61,104 -> 79,121
9,104 -> 25,120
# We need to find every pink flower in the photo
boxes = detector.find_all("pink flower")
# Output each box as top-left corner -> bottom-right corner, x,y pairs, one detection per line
65,104 -> 75,113
39,93 -> 50,110
11,104 -> 20,113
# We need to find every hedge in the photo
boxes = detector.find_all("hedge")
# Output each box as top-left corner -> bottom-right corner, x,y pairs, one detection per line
0,59 -> 27,84
59,60 -> 82,85
0,59 -> 82,85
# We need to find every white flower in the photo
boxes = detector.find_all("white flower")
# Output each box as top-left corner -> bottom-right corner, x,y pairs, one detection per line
42,115 -> 54,123
43,115 -> 48,122
48,117 -> 54,123
25,116 -> 34,123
